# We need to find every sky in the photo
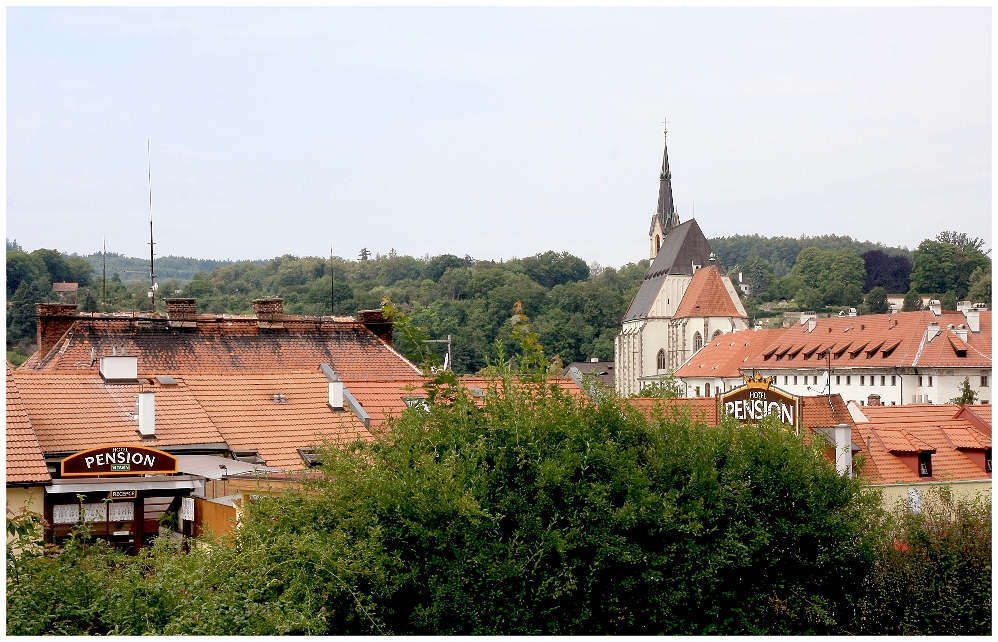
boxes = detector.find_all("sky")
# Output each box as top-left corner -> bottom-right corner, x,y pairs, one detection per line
6,7 -> 992,268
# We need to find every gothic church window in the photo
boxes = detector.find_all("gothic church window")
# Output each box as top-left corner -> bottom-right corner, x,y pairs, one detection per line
657,349 -> 666,370
693,332 -> 703,353
712,330 -> 722,340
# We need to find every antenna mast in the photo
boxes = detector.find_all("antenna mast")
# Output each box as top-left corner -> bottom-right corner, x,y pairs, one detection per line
102,237 -> 107,313
330,245 -> 335,317
148,139 -> 156,303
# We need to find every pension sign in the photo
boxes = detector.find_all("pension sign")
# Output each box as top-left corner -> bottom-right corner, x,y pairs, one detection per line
721,373 -> 800,433
61,445 -> 178,477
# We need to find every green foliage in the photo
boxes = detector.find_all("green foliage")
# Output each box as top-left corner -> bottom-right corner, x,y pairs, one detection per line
910,236 -> 991,299
902,289 -> 924,312
949,378 -> 978,406
635,374 -> 683,398
966,267 -> 990,306
865,286 -> 889,314
7,380 -> 991,635
940,291 -> 958,311
857,487 -> 991,634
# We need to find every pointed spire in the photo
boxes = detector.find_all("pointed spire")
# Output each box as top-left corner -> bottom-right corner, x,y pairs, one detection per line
655,119 -> 678,233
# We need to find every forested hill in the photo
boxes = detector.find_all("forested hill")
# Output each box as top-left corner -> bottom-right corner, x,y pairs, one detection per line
6,232 -> 990,372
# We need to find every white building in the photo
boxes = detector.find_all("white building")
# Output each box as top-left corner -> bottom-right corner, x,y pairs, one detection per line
673,304 -> 991,406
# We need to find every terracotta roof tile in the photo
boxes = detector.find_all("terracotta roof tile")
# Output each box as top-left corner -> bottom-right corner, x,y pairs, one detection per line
343,379 -> 427,430
12,371 -> 225,454
624,397 -> 720,425
6,365 -> 51,484
673,328 -> 785,379
800,394 -> 852,428
22,315 -> 423,381
673,265 -> 746,319
181,372 -> 374,470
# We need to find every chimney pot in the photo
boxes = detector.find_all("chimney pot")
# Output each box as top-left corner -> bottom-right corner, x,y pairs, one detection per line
928,300 -> 942,316
137,391 -> 155,436
165,298 -> 197,320
867,394 -> 882,407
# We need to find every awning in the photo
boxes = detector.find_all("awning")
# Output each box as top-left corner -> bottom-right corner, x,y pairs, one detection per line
175,455 -> 281,480
45,475 -> 200,494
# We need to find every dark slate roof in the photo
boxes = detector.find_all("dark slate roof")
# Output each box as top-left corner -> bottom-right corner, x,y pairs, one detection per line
624,219 -> 714,322
648,132 -> 679,236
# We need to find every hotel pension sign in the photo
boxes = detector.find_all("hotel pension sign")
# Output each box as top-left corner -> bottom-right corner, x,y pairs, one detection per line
61,445 -> 178,477
721,373 -> 800,433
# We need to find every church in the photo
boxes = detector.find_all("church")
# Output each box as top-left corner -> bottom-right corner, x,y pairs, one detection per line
614,127 -> 749,396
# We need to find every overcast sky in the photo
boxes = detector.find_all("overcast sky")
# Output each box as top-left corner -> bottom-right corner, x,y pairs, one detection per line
6,7 -> 991,268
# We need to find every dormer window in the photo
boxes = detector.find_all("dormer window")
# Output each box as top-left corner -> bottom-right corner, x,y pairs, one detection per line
986,448 -> 992,473
918,451 -> 933,477
298,448 -> 322,468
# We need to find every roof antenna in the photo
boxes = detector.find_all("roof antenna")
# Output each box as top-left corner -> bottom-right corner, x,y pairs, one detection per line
330,245 -> 335,317
147,139 -> 157,307
102,236 -> 107,313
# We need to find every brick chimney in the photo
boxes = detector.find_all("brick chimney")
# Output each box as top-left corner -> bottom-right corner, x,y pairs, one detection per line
36,303 -> 78,360
253,298 -> 284,329
358,309 -> 393,346
867,394 -> 882,407
164,298 -> 196,320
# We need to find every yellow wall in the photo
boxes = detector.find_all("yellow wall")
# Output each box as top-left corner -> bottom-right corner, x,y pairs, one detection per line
870,479 -> 991,511
6,486 -> 45,519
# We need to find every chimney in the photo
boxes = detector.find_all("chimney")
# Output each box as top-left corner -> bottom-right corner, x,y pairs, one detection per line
800,312 -> 817,332
35,303 -> 79,360
253,298 -> 284,329
926,321 -> 940,342
322,365 -> 344,410
964,304 -> 982,333
358,309 -> 393,346
848,308 -> 857,317
957,301 -> 972,314
137,391 -> 155,436
954,324 -> 968,342
928,300 -> 941,316
867,394 -> 882,407
590,357 -> 599,363
832,423 -> 853,477
165,298 -> 196,319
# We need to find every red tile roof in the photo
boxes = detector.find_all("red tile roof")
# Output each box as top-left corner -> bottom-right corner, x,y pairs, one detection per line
6,365 -> 51,484
740,311 -> 991,370
673,265 -> 745,319
850,403 -> 991,484
624,397 -> 720,426
341,379 -> 427,431
673,328 -> 785,379
181,372 -> 375,470
12,371 -> 226,454
21,315 -> 423,381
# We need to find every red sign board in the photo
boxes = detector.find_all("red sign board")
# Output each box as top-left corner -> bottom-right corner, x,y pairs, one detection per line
61,445 -> 178,477
720,374 -> 800,433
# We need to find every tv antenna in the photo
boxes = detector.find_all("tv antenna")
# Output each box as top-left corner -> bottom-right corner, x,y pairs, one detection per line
422,335 -> 453,371
102,237 -> 107,313
330,245 -> 335,317
147,139 -> 157,303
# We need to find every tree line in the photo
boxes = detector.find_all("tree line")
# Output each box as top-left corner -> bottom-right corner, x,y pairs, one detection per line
6,231 -> 991,370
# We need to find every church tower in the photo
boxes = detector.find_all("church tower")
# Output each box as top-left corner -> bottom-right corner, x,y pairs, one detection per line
649,122 -> 681,260
616,122 -> 749,397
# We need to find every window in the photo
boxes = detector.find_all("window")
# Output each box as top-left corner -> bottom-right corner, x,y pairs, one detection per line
695,386 -> 701,397
891,375 -> 897,386
986,448 -> 992,473
928,376 -> 933,387
705,383 -> 711,397
298,448 -> 322,468
860,376 -> 865,386
982,376 -> 989,387
918,452 -> 932,477
918,376 -> 923,387
784,376 -> 789,385
881,375 -> 886,386
655,235 -> 661,253
712,330 -> 722,340
793,376 -> 798,385
814,376 -> 819,385
836,375 -> 841,385
846,376 -> 851,385
657,349 -> 666,371
693,332 -> 703,353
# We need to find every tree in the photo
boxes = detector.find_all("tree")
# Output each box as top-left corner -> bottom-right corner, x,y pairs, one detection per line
862,250 -> 912,294
359,247 -> 370,261
865,286 -> 889,314
902,289 -> 923,312
910,238 -> 990,299
936,231 -> 988,254
636,375 -> 683,398
521,251 -> 589,289
949,378 -> 978,406
967,267 -> 991,307
940,292 -> 958,311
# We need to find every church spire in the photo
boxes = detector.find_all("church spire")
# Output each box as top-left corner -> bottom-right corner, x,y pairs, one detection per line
656,119 -> 678,232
